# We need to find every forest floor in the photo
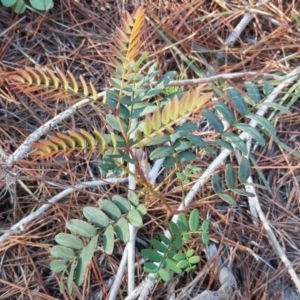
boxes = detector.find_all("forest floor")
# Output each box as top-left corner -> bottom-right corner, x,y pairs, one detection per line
1,0 -> 300,299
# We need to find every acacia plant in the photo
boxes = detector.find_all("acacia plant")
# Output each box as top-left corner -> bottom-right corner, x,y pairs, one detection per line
7,6 -> 288,294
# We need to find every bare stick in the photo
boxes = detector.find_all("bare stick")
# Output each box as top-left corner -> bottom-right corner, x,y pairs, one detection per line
0,178 -> 127,245
108,245 -> 129,300
127,122 -> 138,293
157,72 -> 283,87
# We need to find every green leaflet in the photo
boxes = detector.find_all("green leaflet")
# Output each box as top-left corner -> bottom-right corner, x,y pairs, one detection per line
239,156 -> 251,183
227,87 -> 248,114
203,109 -> 224,133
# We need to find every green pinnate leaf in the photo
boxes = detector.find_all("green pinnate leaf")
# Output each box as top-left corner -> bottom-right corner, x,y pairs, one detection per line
156,71 -> 176,89
143,262 -> 159,273
173,139 -> 193,151
227,87 -> 248,114
203,109 -> 224,133
213,139 -> 234,151
13,0 -> 26,13
189,209 -> 200,232
112,195 -> 131,213
75,257 -> 86,286
185,249 -> 194,258
214,101 -> 235,124
79,235 -> 98,265
177,151 -> 196,162
30,0 -> 53,10
67,260 -> 76,292
263,81 -> 274,95
51,246 -> 75,260
178,213 -> 189,232
186,134 -> 206,147
143,134 -> 170,146
99,199 -> 121,221
239,156 -> 251,183
188,256 -> 200,264
163,156 -> 177,168
202,232 -> 210,245
103,224 -> 114,254
158,268 -> 172,282
212,173 -> 223,194
225,164 -> 235,189
170,122 -> 196,140
173,253 -> 186,261
159,234 -> 171,245
83,207 -> 110,229
126,209 -> 143,227
169,221 -> 180,236
244,81 -> 261,104
55,233 -> 84,250
222,132 -> 248,155
50,260 -> 67,273
235,123 -> 265,146
245,113 -> 276,136
106,114 -> 128,133
136,203 -> 147,216
151,239 -> 168,253
141,249 -> 164,262
66,220 -> 96,238
219,193 -> 236,205
176,259 -> 189,269
150,146 -> 174,160
115,217 -> 130,242
201,219 -> 210,232
231,188 -> 255,197
1,0 -> 16,7
165,258 -> 182,274
257,102 -> 291,115
174,236 -> 182,250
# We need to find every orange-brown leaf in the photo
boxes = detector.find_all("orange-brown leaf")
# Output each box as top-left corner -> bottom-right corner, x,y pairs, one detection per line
132,6 -> 146,19
121,17 -> 131,34
32,142 -> 51,153
45,66 -> 60,88
113,36 -> 127,51
123,10 -> 134,26
35,67 -> 50,86
110,45 -> 126,61
68,130 -> 85,148
116,27 -> 129,43
56,67 -> 69,90
196,92 -> 213,108
67,70 -> 78,93
17,69 -> 32,84
8,75 -> 25,83
48,135 -> 67,150
80,75 -> 88,97
56,133 -> 76,148
25,67 -> 41,85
